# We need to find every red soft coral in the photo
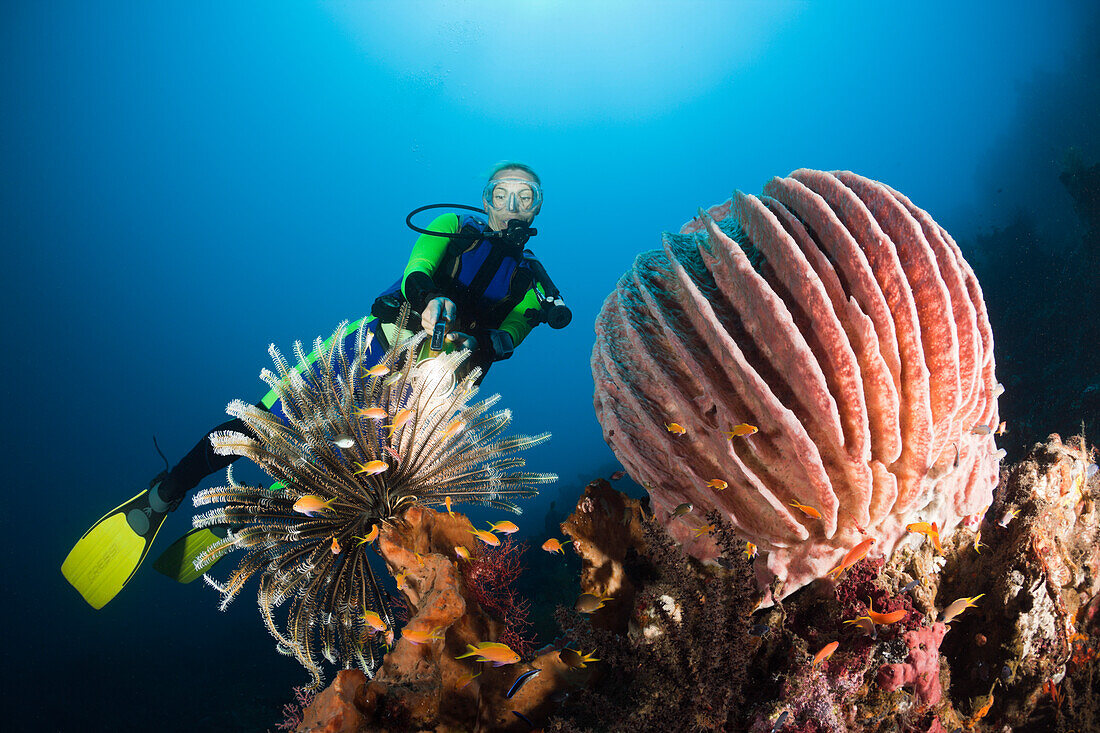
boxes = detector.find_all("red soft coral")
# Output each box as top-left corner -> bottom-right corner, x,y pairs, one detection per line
461,536 -> 535,658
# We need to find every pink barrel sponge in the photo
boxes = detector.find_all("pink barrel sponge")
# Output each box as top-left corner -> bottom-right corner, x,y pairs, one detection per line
591,169 -> 1002,596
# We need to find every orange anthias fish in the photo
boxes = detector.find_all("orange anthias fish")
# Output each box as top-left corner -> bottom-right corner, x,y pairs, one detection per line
403,625 -> 445,645
744,542 -> 757,560
456,669 -> 481,690
906,521 -> 943,552
363,363 -> 390,377
354,406 -> 388,420
788,500 -> 822,519
394,572 -> 408,591
941,594 -> 984,624
666,422 -> 687,435
866,598 -> 907,625
542,538 -> 572,554
293,494 -> 336,517
362,609 -> 388,633
812,641 -> 839,667
470,528 -> 500,546
441,419 -> 466,440
354,460 -> 389,476
385,408 -> 415,437
692,523 -> 716,538
456,641 -> 521,666
454,545 -> 471,560
723,423 -> 758,439
487,520 -> 519,534
706,479 -> 728,491
827,537 -> 876,580
445,495 -> 454,516
995,421 -> 1007,436
330,536 -> 342,554
353,525 -> 379,545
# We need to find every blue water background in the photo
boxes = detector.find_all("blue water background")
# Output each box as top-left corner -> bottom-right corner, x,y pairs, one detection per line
2,2 -> 1097,730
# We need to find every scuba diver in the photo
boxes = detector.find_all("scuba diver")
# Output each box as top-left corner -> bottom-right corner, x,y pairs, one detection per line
62,161 -> 571,609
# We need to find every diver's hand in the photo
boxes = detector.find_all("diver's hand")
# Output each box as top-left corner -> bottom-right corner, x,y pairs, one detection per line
446,332 -> 478,352
422,297 -> 456,332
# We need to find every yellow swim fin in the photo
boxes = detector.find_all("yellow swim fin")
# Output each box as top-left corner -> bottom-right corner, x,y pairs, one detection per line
153,526 -> 229,585
62,480 -> 174,609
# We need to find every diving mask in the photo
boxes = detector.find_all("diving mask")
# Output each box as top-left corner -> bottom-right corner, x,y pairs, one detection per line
482,177 -> 542,213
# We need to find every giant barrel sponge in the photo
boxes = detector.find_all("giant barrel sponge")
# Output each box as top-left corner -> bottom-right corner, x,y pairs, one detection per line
592,169 -> 1003,596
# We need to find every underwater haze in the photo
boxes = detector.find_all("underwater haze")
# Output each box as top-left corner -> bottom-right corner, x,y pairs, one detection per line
3,1 -> 1098,730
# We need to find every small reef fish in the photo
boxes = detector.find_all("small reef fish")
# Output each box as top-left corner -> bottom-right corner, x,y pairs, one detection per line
456,641 -> 521,666
385,408 -> 415,436
354,406 -> 388,420
749,623 -> 773,637
906,521 -> 943,553
706,479 -> 728,491
973,530 -> 985,554
487,520 -> 519,534
454,545 -> 471,560
354,460 -> 388,476
812,641 -> 839,667
744,542 -> 758,560
610,470 -> 626,481
843,616 -> 878,639
470,528 -> 500,546
827,537 -> 876,580
511,711 -> 536,729
901,578 -> 921,594
575,593 -> 614,614
666,422 -> 687,435
998,507 -> 1020,528
402,625 -> 445,645
382,446 -> 401,462
941,593 -> 984,624
394,572 -> 408,591
414,552 -> 424,566
866,598 -> 906,625
456,669 -> 481,690
558,647 -> 599,669
692,523 -> 716,537
332,434 -> 356,449
723,423 -> 759,438
788,500 -> 822,519
541,538 -> 571,554
505,669 -> 540,699
361,609 -> 388,633
995,421 -> 1007,435
353,525 -> 379,545
445,495 -> 454,516
771,711 -> 789,733
330,536 -> 342,554
363,364 -> 390,377
672,502 -> 693,517
441,419 -> 466,440
293,494 -> 335,516
971,423 -> 993,435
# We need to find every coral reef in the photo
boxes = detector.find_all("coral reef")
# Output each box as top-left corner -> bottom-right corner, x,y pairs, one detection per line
191,312 -> 555,689
591,169 -> 1002,598
296,505 -> 577,732
538,433 -> 1098,732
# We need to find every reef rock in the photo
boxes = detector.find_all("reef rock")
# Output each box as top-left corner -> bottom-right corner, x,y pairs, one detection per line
592,169 -> 1002,597
296,506 -> 573,732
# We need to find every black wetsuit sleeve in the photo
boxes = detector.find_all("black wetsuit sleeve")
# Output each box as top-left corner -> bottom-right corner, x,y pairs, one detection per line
164,403 -> 268,498
402,270 -> 442,315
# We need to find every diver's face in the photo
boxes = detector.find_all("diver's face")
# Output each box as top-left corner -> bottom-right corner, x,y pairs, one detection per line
483,169 -> 541,231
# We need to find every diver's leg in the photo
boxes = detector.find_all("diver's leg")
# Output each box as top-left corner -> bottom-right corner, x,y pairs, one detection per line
154,406 -> 267,510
